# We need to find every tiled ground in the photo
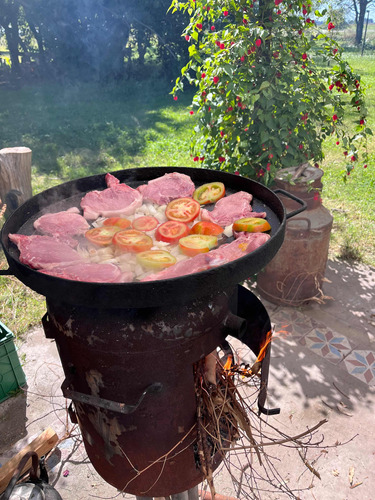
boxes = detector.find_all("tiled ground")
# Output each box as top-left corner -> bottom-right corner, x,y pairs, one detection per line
270,308 -> 375,386
343,350 -> 375,386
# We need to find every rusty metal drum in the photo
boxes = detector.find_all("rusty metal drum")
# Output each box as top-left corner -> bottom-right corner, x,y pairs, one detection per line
257,166 -> 333,306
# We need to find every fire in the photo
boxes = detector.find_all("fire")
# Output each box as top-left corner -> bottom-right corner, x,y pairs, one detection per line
256,329 -> 273,363
221,329 -> 274,378
223,354 -> 233,371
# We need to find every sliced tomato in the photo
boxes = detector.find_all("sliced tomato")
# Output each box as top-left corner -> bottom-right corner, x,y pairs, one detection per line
193,182 -> 225,205
137,250 -> 177,270
85,226 -> 121,246
132,216 -> 159,232
155,221 -> 190,244
113,229 -> 153,253
179,234 -> 218,257
165,197 -> 200,223
190,221 -> 224,236
103,217 -> 131,229
233,217 -> 271,233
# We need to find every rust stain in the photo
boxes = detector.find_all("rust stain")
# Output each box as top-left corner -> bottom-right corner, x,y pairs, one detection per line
86,369 -> 104,397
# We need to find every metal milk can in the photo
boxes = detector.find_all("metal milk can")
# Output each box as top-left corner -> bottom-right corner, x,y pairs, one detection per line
257,165 -> 333,306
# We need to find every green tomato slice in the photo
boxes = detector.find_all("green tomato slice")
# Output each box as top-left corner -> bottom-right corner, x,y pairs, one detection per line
179,234 -> 218,256
193,182 -> 225,205
232,217 -> 271,233
136,250 -> 177,270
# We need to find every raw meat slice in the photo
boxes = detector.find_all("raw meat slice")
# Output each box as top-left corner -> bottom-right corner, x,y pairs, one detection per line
201,191 -> 266,226
209,233 -> 270,263
33,209 -> 90,247
141,253 -> 211,281
141,232 -> 270,281
80,173 -> 143,220
39,262 -> 133,283
137,172 -> 195,205
9,234 -> 84,270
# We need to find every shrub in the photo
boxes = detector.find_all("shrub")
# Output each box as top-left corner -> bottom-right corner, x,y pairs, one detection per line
171,0 -> 372,185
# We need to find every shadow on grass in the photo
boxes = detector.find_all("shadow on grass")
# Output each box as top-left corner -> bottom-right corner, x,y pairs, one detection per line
0,78 -> 194,186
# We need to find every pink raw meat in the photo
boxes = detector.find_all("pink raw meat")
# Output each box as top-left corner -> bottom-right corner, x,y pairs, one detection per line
39,262 -> 133,283
80,173 -> 143,220
33,208 -> 89,247
141,233 -> 270,282
9,234 -> 84,270
137,172 -> 195,205
201,191 -> 266,226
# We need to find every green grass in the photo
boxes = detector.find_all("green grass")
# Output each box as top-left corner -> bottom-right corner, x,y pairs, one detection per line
321,54 -> 375,266
0,80 -> 196,193
0,53 -> 374,337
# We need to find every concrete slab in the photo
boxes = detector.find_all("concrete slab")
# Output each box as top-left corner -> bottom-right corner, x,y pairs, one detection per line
0,259 -> 374,499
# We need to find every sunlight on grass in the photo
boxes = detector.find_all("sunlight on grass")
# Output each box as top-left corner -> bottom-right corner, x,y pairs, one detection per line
321,54 -> 375,266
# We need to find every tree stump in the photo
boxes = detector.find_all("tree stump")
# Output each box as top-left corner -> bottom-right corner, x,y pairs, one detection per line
0,147 -> 32,216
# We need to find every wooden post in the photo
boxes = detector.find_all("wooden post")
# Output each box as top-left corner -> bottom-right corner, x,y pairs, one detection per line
0,146 -> 32,215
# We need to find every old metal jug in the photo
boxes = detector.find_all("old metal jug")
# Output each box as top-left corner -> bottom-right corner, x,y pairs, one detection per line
257,165 -> 333,305
1,451 -> 63,500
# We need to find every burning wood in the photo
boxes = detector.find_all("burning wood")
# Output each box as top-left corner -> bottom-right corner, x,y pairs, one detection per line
193,338 -> 333,500
220,330 -> 273,379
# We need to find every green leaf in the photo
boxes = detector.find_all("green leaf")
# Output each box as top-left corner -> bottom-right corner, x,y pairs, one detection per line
189,45 -> 197,57
260,130 -> 269,143
191,31 -> 199,42
259,81 -> 270,91
223,64 -> 233,77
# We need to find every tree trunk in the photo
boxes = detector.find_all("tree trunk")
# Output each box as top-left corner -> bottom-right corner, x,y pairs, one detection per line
355,0 -> 368,45
0,147 -> 32,216
27,20 -> 47,69
3,24 -> 20,76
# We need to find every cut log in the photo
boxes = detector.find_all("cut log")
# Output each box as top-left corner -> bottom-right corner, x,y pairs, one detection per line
0,427 -> 58,494
0,147 -> 32,215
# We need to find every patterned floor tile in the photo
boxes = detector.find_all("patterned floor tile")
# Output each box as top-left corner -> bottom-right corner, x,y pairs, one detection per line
343,350 -> 375,386
270,308 -> 318,342
302,327 -> 354,364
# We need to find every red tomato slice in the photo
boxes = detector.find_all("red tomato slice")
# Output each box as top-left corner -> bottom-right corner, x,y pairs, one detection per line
193,182 -> 225,205
132,216 -> 159,232
113,229 -> 153,253
233,217 -> 271,233
103,217 -> 131,229
179,234 -> 218,257
165,197 -> 200,223
190,221 -> 224,236
85,226 -> 121,246
136,250 -> 177,270
155,221 -> 190,244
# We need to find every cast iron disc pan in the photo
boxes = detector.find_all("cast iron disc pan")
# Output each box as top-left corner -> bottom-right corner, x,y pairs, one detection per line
1,167 -> 286,308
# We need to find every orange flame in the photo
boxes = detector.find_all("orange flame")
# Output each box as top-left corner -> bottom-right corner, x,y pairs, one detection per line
223,354 -> 233,371
256,329 -> 273,363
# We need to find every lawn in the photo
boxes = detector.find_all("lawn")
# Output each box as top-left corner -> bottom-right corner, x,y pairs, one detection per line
321,54 -> 375,264
0,51 -> 374,337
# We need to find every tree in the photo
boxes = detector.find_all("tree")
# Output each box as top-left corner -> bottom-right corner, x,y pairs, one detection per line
0,0 -> 22,76
171,0 -> 371,185
352,0 -> 372,44
0,0 -> 190,82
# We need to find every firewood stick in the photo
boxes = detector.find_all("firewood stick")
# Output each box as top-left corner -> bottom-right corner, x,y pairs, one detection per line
0,427 -> 58,494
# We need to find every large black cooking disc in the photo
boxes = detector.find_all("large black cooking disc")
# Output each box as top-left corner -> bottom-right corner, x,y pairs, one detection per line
1,167 -> 287,308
